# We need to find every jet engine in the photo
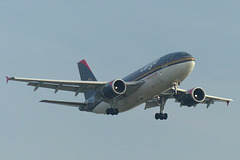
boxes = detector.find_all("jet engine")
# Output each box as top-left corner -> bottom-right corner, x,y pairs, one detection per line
179,87 -> 206,107
102,79 -> 127,99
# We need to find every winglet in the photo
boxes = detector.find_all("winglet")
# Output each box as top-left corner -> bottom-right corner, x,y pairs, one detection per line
6,76 -> 10,84
227,101 -> 230,106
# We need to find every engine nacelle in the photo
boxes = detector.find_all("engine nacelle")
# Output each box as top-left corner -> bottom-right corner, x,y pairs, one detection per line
180,87 -> 206,107
102,79 -> 127,99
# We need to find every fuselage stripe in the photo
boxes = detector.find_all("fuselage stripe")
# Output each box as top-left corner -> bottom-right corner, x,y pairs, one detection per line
133,57 -> 195,81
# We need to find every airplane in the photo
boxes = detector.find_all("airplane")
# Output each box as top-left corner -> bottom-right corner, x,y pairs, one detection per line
6,52 -> 233,120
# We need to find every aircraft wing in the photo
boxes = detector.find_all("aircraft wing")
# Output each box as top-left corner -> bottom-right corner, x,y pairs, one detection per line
145,87 -> 233,109
175,88 -> 233,107
6,76 -> 107,96
124,80 -> 145,96
6,76 -> 144,97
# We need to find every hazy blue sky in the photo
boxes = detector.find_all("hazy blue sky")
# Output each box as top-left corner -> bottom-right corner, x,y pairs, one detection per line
1,1 -> 239,160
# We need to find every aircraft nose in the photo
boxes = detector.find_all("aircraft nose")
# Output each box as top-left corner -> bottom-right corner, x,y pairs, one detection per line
186,53 -> 195,60
190,55 -> 195,61
185,53 -> 195,62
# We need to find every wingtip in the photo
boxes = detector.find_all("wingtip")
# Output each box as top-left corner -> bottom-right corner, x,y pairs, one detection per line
227,101 -> 230,106
227,99 -> 234,106
6,76 -> 15,83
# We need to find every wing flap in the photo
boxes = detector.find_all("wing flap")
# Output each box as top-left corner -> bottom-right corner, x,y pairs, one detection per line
28,82 -> 79,92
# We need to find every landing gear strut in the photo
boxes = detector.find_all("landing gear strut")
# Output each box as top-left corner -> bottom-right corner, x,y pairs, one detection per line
106,108 -> 119,115
154,96 -> 169,120
154,81 -> 180,120
106,98 -> 119,115
172,81 -> 180,96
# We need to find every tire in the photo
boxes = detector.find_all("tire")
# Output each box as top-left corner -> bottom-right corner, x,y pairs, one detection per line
155,113 -> 159,120
163,113 -> 168,120
106,108 -> 110,115
114,108 -> 119,115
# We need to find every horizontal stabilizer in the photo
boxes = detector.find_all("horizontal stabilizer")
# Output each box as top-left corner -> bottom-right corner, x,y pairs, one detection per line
40,100 -> 87,108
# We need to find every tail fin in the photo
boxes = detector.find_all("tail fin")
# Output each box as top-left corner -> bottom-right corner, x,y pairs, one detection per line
78,60 -> 97,100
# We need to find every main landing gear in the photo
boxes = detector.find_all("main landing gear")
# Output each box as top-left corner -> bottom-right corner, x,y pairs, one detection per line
155,113 -> 168,120
106,108 -> 119,115
154,96 -> 169,120
154,81 -> 180,120
106,99 -> 119,115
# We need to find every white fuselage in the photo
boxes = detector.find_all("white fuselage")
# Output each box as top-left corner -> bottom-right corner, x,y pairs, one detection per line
93,60 -> 195,114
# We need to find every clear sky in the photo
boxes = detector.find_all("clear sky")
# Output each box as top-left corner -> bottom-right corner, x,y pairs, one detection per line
1,1 -> 239,160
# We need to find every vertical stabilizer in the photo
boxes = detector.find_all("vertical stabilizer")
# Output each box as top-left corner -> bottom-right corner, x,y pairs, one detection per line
78,60 -> 97,99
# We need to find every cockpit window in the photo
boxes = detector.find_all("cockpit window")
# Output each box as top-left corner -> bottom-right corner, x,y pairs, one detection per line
182,53 -> 190,57
159,52 -> 192,65
175,54 -> 182,59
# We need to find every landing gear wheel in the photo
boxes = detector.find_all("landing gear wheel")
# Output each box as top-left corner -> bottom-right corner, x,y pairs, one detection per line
110,108 -> 115,115
159,113 -> 164,120
106,108 -> 110,115
114,108 -> 119,115
155,113 -> 160,120
155,113 -> 168,120
106,108 -> 119,115
163,113 -> 168,120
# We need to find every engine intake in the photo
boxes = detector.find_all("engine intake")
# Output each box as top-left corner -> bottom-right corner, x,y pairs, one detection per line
180,87 -> 206,107
102,79 -> 127,99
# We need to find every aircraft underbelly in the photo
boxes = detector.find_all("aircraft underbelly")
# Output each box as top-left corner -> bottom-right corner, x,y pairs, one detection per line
119,61 -> 195,112
92,102 -> 111,114
92,61 -> 195,114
